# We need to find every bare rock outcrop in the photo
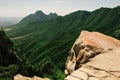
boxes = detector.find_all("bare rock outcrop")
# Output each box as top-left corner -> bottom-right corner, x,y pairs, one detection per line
14,74 -> 50,80
65,47 -> 120,80
65,30 -> 120,76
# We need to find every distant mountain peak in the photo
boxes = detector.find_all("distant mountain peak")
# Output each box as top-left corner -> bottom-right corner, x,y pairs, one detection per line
49,13 -> 58,16
20,10 -> 58,24
35,10 -> 46,15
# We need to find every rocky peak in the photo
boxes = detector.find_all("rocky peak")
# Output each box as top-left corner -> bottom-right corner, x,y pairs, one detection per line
65,31 -> 120,75
35,10 -> 45,15
20,10 -> 58,24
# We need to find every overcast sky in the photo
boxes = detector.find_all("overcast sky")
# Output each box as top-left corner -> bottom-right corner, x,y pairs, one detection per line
0,0 -> 119,17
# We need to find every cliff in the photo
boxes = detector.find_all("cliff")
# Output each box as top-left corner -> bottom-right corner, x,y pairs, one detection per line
0,28 -> 27,79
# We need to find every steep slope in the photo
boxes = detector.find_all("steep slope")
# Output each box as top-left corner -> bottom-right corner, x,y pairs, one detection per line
82,6 -> 120,38
0,29 -> 20,66
8,10 -> 90,66
6,6 -> 120,79
0,29 -> 26,79
0,29 -> 53,80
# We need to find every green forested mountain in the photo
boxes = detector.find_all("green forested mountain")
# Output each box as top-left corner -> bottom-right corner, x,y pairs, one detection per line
6,6 -> 120,80
20,10 -> 58,24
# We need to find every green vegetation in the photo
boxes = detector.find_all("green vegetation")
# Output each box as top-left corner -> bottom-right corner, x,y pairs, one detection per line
4,6 -> 120,79
0,29 -> 20,79
0,64 -> 18,77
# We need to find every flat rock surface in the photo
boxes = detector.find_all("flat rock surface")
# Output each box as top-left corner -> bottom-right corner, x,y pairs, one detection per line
80,31 -> 120,50
87,47 -> 120,76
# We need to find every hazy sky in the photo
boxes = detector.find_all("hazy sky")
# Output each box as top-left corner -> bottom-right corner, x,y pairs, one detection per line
0,0 -> 120,17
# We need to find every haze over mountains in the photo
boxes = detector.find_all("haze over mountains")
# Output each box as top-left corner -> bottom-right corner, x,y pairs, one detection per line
1,6 -> 120,80
0,17 -> 22,27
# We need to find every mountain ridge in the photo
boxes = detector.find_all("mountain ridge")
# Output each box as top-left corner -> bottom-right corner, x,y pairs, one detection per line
20,10 -> 58,24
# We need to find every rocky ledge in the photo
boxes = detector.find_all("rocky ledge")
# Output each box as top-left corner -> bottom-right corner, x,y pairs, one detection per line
14,74 -> 50,80
65,31 -> 120,80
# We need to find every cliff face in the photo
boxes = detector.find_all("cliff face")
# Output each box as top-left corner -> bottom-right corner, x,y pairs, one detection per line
0,28 -> 51,80
65,31 -> 120,80
0,28 -> 22,66
0,28 -> 24,78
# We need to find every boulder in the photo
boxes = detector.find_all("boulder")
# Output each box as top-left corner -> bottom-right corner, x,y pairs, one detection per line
14,74 -> 50,80
65,30 -> 120,75
65,48 -> 120,80
65,31 -> 120,80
